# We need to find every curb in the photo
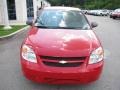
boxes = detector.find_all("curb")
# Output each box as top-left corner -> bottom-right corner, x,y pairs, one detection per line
0,26 -> 29,39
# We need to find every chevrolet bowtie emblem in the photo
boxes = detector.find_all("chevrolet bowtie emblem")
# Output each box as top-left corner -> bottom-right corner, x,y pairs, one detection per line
59,60 -> 67,64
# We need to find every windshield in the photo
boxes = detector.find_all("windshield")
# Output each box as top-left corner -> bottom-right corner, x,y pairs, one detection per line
35,9 -> 90,30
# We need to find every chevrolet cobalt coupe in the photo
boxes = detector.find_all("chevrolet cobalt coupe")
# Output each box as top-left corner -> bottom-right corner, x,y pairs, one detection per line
20,6 -> 104,84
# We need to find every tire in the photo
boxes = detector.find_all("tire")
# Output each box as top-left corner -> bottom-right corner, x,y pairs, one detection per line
113,17 -> 116,19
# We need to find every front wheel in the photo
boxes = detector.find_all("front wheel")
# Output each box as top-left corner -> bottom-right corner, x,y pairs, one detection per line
110,15 -> 112,18
113,17 -> 116,19
100,13 -> 102,16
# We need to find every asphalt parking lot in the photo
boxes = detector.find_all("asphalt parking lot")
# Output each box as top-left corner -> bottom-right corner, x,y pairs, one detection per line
0,15 -> 120,90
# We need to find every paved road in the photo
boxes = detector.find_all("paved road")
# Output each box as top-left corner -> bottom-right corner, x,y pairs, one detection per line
0,16 -> 120,90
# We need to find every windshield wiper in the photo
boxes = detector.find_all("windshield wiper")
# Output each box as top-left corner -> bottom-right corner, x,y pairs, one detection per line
35,25 -> 50,28
57,27 -> 83,29
34,26 -> 84,29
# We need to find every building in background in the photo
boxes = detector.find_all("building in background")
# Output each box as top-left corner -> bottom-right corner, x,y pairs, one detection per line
0,0 -> 50,25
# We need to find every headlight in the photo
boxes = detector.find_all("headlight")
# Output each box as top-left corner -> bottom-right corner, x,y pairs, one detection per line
21,45 -> 37,63
89,47 -> 104,64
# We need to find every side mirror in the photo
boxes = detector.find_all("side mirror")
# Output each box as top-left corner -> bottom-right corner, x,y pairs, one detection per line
91,22 -> 98,28
26,19 -> 33,26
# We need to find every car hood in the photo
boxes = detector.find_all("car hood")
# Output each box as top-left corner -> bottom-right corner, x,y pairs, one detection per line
113,12 -> 120,14
27,27 -> 100,57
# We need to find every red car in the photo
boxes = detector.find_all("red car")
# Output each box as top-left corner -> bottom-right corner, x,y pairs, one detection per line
110,8 -> 120,19
20,6 -> 104,84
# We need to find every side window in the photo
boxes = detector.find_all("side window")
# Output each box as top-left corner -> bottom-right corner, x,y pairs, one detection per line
7,0 -> 16,20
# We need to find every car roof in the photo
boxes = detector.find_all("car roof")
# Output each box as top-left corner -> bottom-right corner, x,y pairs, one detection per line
115,8 -> 120,12
115,8 -> 120,10
43,6 -> 81,11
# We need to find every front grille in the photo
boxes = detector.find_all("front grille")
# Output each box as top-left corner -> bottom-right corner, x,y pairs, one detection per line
43,61 -> 83,67
44,78 -> 81,83
40,56 -> 86,61
40,55 -> 86,67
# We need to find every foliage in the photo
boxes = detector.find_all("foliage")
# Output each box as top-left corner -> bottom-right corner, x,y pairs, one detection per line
47,0 -> 120,9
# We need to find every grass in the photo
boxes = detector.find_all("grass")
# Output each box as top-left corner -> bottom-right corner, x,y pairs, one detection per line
0,25 -> 27,37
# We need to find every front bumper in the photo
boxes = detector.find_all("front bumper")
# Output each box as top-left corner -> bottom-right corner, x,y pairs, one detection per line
21,60 -> 103,84
112,14 -> 120,18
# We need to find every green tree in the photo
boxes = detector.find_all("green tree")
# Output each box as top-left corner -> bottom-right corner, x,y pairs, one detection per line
47,0 -> 120,9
